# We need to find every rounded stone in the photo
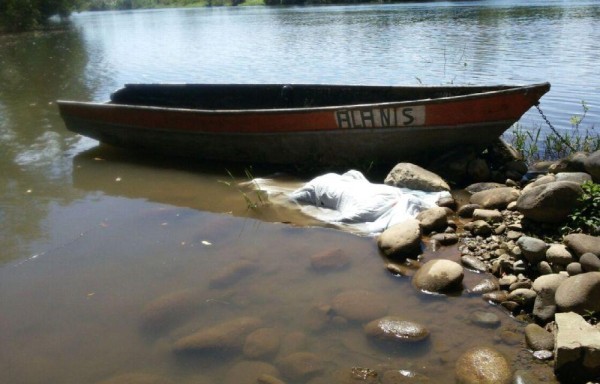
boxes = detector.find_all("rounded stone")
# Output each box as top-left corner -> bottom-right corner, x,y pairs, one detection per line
377,219 -> 422,259
516,181 -> 583,223
458,204 -> 481,218
455,346 -> 512,384
567,262 -> 583,275
310,248 -> 350,271
364,316 -> 430,343
416,207 -> 448,233
564,233 -> 600,257
546,243 -> 575,266
507,288 -> 537,308
470,311 -> 500,328
277,352 -> 324,380
555,272 -> 600,314
461,255 -> 488,273
139,289 -> 198,334
412,259 -> 464,294
482,290 -> 509,304
331,289 -> 388,323
532,273 -> 568,294
516,236 -> 548,264
469,278 -> 500,294
243,327 -> 282,359
470,187 -> 521,210
580,252 -> 600,272
173,316 -> 263,353
524,323 -> 554,351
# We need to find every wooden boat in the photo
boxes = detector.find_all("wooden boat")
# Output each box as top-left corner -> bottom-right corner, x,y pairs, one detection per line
58,82 -> 550,165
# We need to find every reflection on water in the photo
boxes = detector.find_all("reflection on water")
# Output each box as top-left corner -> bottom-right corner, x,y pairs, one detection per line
0,206 -> 556,383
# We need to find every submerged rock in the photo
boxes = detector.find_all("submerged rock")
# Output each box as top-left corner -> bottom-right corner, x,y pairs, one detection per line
455,346 -> 512,384
209,259 -> 259,288
331,289 -> 388,323
139,289 -> 199,334
243,327 -> 282,359
173,316 -> 262,354
364,316 -> 429,343
412,259 -> 464,294
310,248 -> 351,271
277,352 -> 324,381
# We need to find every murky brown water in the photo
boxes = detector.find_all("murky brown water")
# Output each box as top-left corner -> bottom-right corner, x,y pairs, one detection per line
0,200 -> 556,383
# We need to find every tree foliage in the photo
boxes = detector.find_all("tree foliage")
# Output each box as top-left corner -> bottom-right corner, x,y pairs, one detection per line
0,0 -> 79,32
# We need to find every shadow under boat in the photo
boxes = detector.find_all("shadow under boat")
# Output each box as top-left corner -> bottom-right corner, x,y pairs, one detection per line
71,145 -> 326,228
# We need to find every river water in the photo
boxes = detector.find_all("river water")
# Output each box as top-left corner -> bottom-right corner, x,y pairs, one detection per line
1,1 -> 599,382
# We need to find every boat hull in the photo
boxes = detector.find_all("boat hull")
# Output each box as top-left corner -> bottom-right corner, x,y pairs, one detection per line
58,83 -> 550,165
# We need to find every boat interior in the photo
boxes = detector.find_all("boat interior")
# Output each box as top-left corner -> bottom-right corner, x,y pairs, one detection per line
109,83 -> 517,110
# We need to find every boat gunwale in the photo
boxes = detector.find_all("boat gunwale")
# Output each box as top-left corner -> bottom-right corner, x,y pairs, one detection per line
57,82 -> 550,116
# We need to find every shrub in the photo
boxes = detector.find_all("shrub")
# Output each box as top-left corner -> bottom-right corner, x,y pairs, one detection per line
561,181 -> 600,236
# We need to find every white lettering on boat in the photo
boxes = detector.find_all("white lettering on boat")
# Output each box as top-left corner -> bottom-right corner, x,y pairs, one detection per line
335,106 -> 425,129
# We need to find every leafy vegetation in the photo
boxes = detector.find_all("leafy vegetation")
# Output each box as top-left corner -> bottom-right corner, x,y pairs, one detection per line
0,0 -> 78,32
509,101 -> 599,164
561,180 -> 600,236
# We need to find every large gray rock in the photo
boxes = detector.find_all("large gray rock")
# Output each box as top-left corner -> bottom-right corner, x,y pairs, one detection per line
465,182 -> 505,194
555,272 -> 600,314
412,259 -> 464,293
384,163 -> 450,192
470,187 -> 521,210
564,233 -> 600,257
555,172 -> 592,184
522,174 -> 556,193
377,219 -> 422,259
584,149 -> 600,182
580,253 -> 600,272
516,181 -> 583,223
455,346 -> 512,384
554,312 -> 600,383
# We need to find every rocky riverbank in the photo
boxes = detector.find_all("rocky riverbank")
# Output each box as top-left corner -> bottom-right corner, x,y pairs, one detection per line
377,150 -> 600,383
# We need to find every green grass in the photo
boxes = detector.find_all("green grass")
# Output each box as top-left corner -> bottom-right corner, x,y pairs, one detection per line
508,100 -> 599,164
